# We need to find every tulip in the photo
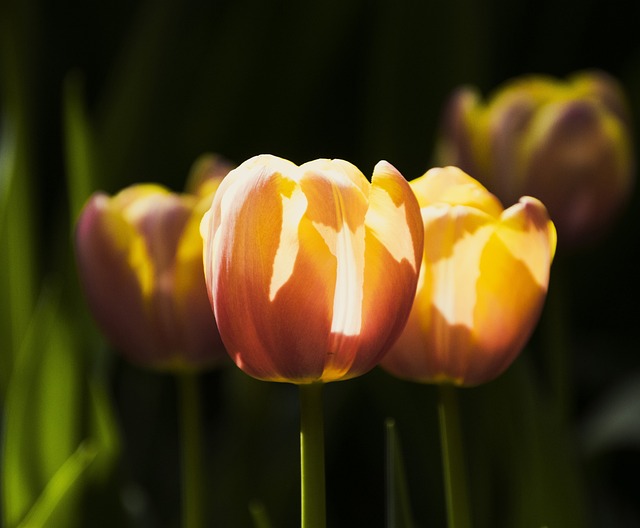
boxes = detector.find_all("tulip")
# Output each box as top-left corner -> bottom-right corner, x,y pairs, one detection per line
201,154 -> 424,384
75,172 -> 227,370
201,154 -> 423,528
380,166 -> 557,387
436,70 -> 634,248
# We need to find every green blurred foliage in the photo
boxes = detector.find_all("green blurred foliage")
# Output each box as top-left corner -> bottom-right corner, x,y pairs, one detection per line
1,0 -> 640,526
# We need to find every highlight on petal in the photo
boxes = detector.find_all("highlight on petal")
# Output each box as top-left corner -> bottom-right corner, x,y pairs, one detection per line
365,161 -> 422,271
269,184 -> 307,302
381,166 -> 556,386
202,155 -> 423,384
409,166 -> 503,216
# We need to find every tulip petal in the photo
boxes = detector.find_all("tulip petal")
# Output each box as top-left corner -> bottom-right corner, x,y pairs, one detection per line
173,191 -> 225,368
203,155 -> 423,383
352,162 -> 424,374
570,70 -> 632,125
466,197 -> 556,384
381,167 -> 556,386
409,166 -> 504,216
520,99 -> 632,245
206,158 -> 302,380
438,72 -> 634,248
300,161 -> 369,338
436,87 -> 482,174
76,193 -> 158,364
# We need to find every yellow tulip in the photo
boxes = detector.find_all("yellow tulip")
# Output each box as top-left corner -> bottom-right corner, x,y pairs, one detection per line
75,165 -> 229,370
436,70 -> 634,248
381,166 -> 556,386
201,154 -> 424,384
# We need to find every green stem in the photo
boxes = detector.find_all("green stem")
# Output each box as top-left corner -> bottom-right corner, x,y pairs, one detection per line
299,383 -> 326,528
543,260 -> 571,420
437,384 -> 471,528
178,372 -> 204,528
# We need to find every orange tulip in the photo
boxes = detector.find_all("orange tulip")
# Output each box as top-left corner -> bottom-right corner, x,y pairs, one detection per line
381,166 -> 556,386
436,70 -> 634,248
75,163 -> 229,370
201,154 -> 424,383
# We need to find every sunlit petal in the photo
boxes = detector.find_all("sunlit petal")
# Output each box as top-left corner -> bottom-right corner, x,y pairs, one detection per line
202,155 -> 423,383
381,166 -> 555,386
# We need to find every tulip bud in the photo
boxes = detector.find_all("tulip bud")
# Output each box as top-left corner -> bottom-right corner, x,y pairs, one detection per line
380,166 -> 556,386
436,70 -> 634,248
75,166 -> 229,370
201,154 -> 424,384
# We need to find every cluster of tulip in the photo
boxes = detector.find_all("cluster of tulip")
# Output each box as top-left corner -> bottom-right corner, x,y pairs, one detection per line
74,70 -> 633,527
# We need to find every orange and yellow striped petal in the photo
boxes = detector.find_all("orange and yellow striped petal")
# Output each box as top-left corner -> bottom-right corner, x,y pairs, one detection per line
201,155 -> 423,383
381,166 -> 556,386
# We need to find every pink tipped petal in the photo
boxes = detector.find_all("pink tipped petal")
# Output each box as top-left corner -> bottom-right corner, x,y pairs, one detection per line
77,177 -> 227,370
522,100 -> 632,245
203,155 -> 424,383
367,161 -> 423,273
211,164 -> 302,380
570,70 -> 632,125
381,167 -> 557,386
466,199 -> 555,384
437,71 -> 634,248
357,163 -> 424,372
76,194 -> 158,364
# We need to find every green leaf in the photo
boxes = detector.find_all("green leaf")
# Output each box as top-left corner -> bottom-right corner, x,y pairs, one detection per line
2,286 -> 86,527
581,372 -> 640,456
0,15 -> 37,401
85,376 -> 121,483
63,71 -> 99,223
385,418 -> 415,528
17,441 -> 98,528
249,500 -> 272,528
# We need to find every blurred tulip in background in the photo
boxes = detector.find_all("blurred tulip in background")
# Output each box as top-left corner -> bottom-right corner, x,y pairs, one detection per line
75,157 -> 230,370
436,71 -> 634,248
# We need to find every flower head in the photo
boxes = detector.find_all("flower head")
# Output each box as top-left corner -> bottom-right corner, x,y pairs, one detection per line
201,154 -> 424,383
436,70 -> 634,248
75,158 -> 231,370
380,166 -> 556,386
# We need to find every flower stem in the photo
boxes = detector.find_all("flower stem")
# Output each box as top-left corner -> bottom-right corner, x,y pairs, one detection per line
178,372 -> 204,528
437,384 -> 471,528
299,382 -> 326,528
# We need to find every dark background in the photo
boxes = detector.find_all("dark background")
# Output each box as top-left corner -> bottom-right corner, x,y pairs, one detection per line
2,0 -> 640,526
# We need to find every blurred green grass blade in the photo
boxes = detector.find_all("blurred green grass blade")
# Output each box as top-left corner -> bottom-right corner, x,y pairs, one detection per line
249,500 -> 272,528
63,71 -> 98,222
0,118 -> 19,397
0,0 -> 37,401
0,118 -> 17,232
385,419 -> 415,528
17,441 -> 98,528
86,377 -> 121,482
0,129 -> 36,399
2,286 -> 85,527
581,372 -> 640,455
